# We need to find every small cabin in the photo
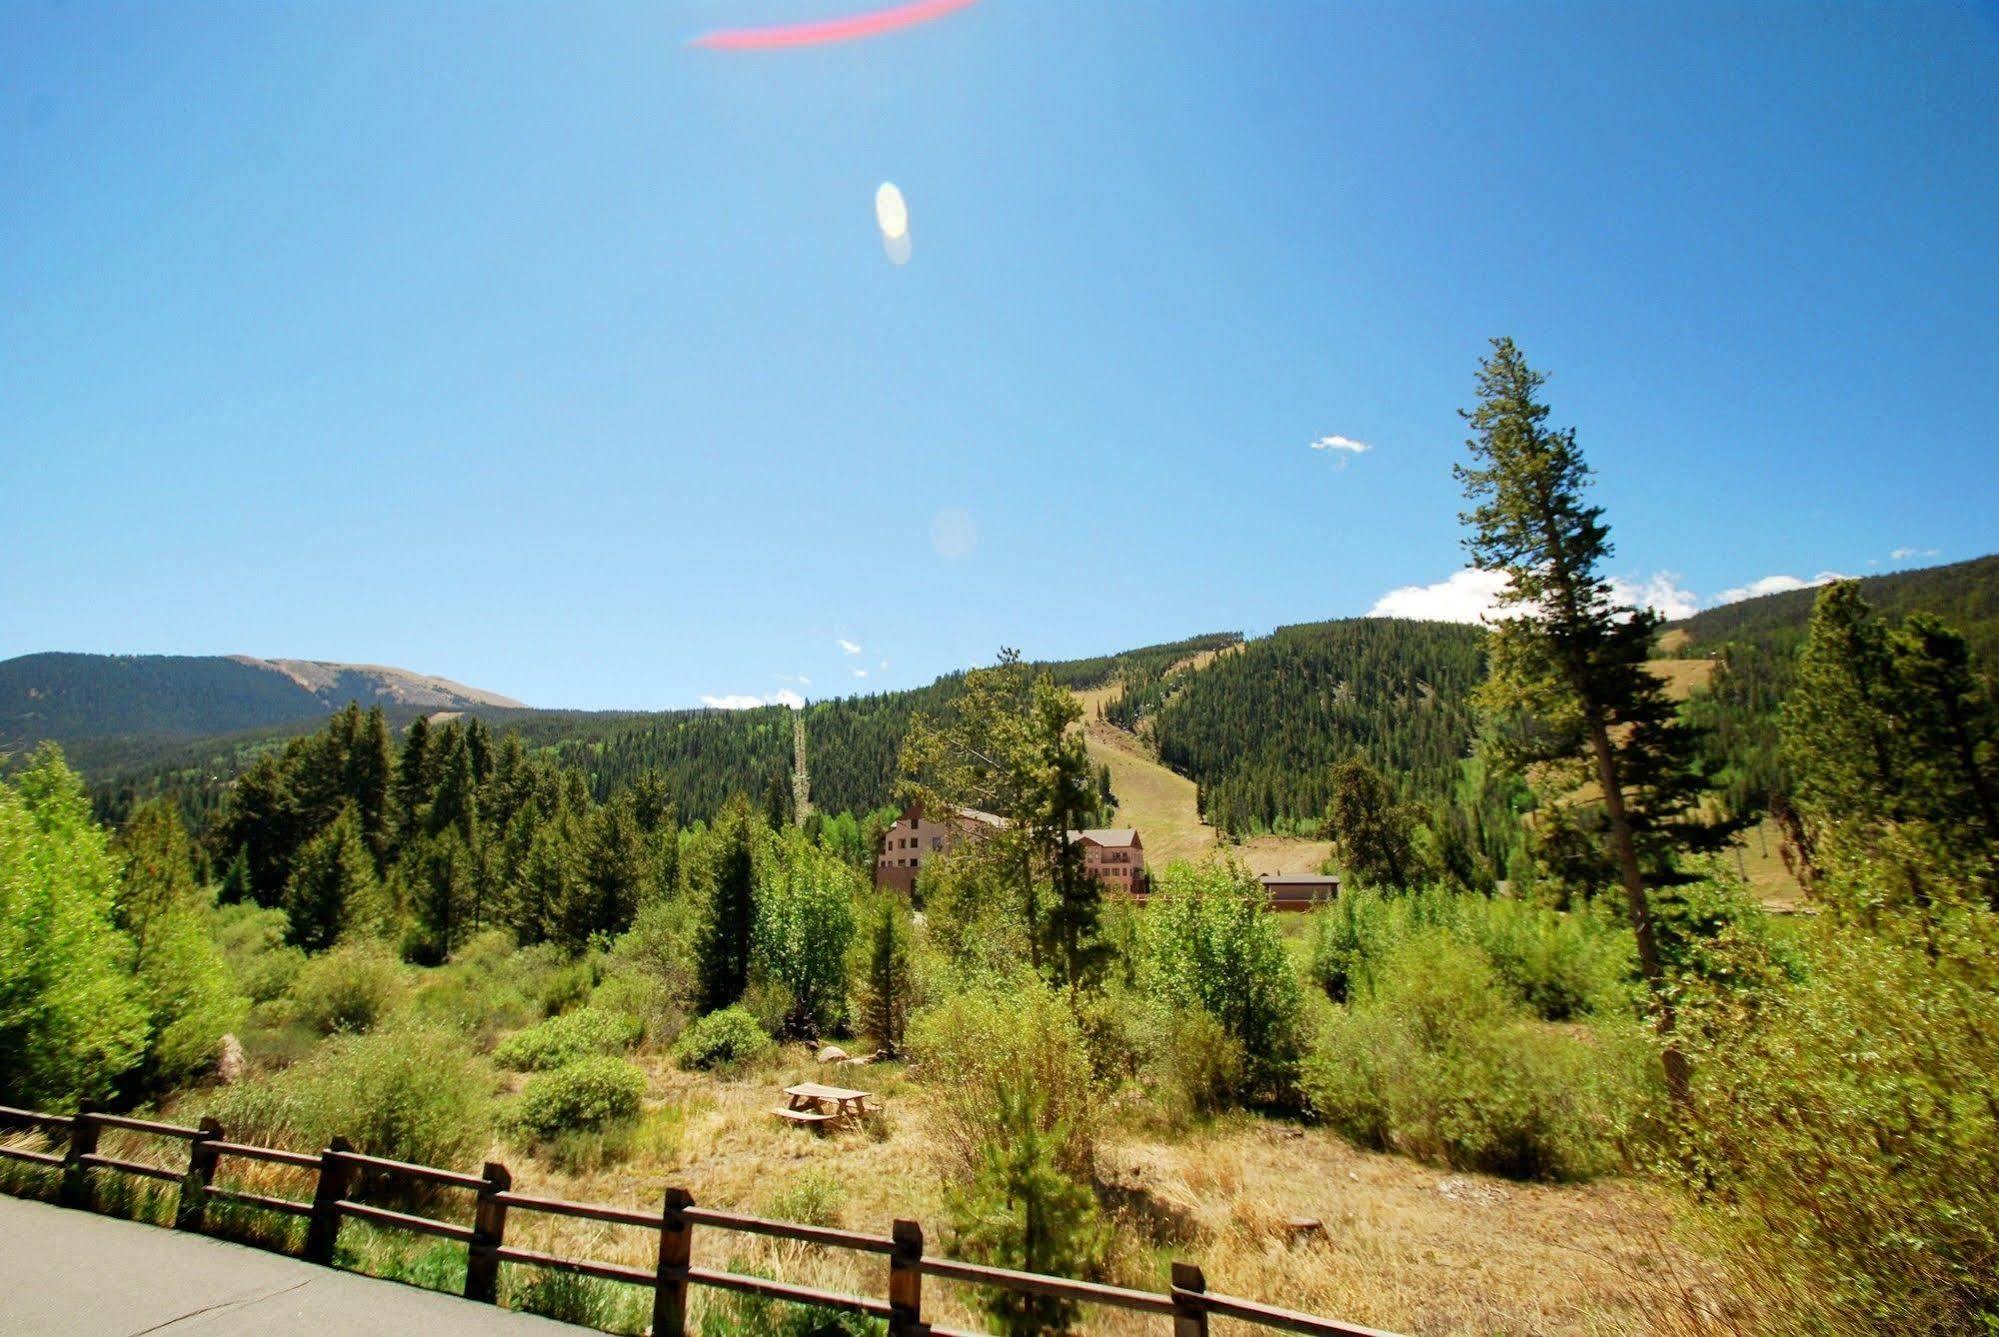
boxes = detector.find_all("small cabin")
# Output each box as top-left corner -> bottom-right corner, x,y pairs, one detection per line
1257,872 -> 1341,911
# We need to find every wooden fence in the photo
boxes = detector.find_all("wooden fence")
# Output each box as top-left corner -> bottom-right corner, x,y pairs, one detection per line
0,1102 -> 1398,1337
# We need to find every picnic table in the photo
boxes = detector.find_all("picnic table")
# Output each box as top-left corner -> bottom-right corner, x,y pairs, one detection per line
772,1082 -> 873,1130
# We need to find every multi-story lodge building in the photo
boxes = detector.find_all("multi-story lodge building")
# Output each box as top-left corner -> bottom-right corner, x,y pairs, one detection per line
873,803 -> 1148,896
1070,827 -> 1146,894
873,803 -> 1006,894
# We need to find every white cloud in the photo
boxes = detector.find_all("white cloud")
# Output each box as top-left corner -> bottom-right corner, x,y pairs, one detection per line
1713,571 -> 1849,605
878,659 -> 890,670
1309,434 -> 1372,470
852,668 -> 869,678
1889,546 -> 1941,561
1368,568 -> 1511,624
837,638 -> 862,656
1609,571 -> 1699,621
1371,566 -> 1697,624
701,689 -> 805,711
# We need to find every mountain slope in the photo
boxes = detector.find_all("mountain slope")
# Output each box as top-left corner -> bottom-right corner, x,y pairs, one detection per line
0,652 -> 521,753
1663,553 -> 1999,818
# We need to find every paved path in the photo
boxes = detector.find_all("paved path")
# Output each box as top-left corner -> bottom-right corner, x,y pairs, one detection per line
0,1194 -> 576,1335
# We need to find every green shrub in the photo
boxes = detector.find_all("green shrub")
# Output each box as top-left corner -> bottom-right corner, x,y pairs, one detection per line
211,903 -> 306,1003
1308,884 -> 1635,1023
202,1027 -> 492,1171
751,833 -> 859,1037
1143,862 -> 1303,1100
1302,931 -> 1653,1181
944,1084 -> 1108,1336
671,1006 -> 774,1072
509,1056 -> 647,1144
909,978 -> 1098,1179
0,749 -> 148,1108
289,942 -> 404,1034
1676,872 -> 1999,1331
494,1007 -> 642,1071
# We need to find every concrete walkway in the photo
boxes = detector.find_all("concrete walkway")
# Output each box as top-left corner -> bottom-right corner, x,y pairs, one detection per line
0,1194 -> 578,1335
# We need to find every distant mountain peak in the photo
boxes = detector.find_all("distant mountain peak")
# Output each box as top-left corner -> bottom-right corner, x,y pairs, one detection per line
227,656 -> 524,709
1,651 -> 524,751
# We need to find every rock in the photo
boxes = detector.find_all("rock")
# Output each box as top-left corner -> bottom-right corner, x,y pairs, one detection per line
217,1033 -> 247,1085
816,1045 -> 849,1065
1436,1175 -> 1507,1206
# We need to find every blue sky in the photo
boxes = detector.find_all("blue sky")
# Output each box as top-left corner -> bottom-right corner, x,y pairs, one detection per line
4,1 -> 1996,710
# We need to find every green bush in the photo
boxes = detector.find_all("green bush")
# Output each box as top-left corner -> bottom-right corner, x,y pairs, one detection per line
494,1007 -> 642,1072
1309,884 -> 1634,1023
289,942 -> 405,1034
509,1056 -> 647,1143
211,902 -> 307,1003
0,749 -> 148,1108
1302,931 -> 1653,1181
202,1027 -> 493,1171
944,1084 -> 1108,1336
909,978 -> 1098,1180
751,833 -> 859,1037
1676,866 -> 1999,1331
671,1006 -> 774,1072
1142,861 -> 1303,1100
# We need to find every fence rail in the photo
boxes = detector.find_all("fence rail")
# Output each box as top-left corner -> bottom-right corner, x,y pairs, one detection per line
0,1101 -> 1401,1337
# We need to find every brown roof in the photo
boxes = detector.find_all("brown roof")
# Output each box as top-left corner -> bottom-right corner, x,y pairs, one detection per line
1258,873 -> 1341,887
1069,828 -> 1140,848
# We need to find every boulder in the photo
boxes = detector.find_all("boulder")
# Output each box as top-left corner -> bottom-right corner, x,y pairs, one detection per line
217,1033 -> 247,1085
816,1045 -> 849,1065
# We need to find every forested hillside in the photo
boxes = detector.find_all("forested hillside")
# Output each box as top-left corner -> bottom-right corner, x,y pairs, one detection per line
1130,618 -> 1490,836
0,652 -> 521,755
74,633 -> 1241,832
1664,554 -> 1999,818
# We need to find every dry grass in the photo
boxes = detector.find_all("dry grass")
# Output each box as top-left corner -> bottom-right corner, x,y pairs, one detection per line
19,1036 -> 1718,1336
483,1046 -> 1703,1336
1644,658 -> 1716,704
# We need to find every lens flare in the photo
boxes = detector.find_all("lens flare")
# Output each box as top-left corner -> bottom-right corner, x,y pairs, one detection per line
876,182 -> 912,264
875,183 -> 909,240
689,0 -> 979,51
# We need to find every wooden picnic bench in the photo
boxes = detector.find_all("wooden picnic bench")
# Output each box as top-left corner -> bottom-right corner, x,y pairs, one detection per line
772,1082 -> 873,1131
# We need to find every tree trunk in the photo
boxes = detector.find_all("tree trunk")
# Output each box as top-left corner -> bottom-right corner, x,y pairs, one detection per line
1586,713 -> 1693,1107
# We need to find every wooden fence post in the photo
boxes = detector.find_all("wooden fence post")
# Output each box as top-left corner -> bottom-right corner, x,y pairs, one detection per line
653,1186 -> 694,1337
302,1136 -> 352,1265
59,1107 -> 99,1208
1170,1261 -> 1209,1337
464,1161 -> 511,1305
888,1219 -> 924,1335
175,1117 -> 223,1232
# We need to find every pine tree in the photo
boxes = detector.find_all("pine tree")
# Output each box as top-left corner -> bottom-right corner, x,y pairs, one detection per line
586,791 -> 651,939
406,829 -> 475,964
1323,757 -> 1422,890
900,651 -> 1108,989
1454,337 -> 1721,1102
346,705 -> 395,865
857,895 -> 916,1055
281,804 -> 377,951
696,797 -> 761,1011
1784,584 -> 1999,908
394,714 -> 434,847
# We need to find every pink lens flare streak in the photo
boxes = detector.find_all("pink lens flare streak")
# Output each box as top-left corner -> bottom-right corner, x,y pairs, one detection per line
689,0 -> 980,50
